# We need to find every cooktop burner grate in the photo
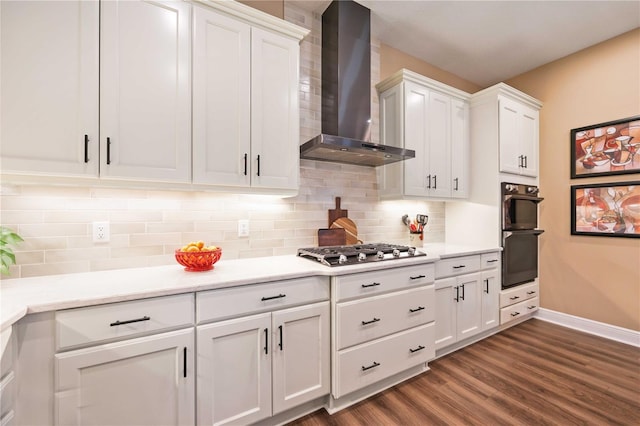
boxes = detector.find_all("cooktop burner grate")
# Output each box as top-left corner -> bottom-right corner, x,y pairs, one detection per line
297,243 -> 425,266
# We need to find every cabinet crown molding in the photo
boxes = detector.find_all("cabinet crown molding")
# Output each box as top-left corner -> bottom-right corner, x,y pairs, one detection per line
471,82 -> 542,109
376,69 -> 471,101
193,0 -> 309,41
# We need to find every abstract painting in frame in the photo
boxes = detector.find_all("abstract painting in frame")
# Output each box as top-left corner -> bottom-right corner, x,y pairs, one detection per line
571,115 -> 640,178
571,181 -> 640,237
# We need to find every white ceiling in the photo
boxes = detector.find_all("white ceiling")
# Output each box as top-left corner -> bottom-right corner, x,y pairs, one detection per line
290,0 -> 640,87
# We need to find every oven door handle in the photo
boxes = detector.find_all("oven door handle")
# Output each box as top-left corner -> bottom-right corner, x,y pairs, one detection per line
504,194 -> 544,203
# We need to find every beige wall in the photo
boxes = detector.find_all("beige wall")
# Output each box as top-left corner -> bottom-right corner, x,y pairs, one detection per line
506,29 -> 640,331
239,0 -> 283,19
380,43 -> 481,93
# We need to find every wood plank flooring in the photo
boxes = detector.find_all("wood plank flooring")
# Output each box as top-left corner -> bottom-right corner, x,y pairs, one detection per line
288,319 -> 640,425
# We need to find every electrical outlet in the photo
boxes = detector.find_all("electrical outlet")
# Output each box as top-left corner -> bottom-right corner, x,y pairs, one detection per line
93,221 -> 110,243
238,219 -> 249,237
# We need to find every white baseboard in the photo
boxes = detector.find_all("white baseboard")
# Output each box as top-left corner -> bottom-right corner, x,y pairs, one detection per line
534,308 -> 640,347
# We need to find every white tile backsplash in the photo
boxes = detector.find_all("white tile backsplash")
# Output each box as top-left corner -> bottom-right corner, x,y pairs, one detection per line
0,3 -> 444,279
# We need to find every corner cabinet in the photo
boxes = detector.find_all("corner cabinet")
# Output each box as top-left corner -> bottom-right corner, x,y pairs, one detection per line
376,69 -> 471,200
471,83 -> 542,178
192,3 -> 305,193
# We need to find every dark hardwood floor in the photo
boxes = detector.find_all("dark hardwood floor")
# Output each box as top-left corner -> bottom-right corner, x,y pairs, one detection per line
289,319 -> 640,425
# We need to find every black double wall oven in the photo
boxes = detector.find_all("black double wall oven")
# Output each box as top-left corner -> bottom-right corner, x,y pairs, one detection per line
501,182 -> 544,289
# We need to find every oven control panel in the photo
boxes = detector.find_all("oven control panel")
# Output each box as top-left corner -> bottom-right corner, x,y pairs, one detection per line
502,182 -> 540,197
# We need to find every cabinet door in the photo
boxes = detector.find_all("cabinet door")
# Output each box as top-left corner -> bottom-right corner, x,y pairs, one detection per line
377,85 -> 404,198
450,98 -> 469,199
0,1 -> 99,177
403,82 -> 430,197
456,272 -> 482,340
498,96 -> 522,175
192,6 -> 251,187
197,313 -> 271,426
481,269 -> 500,331
55,328 -> 195,426
427,91 -> 451,198
100,0 -> 191,182
251,27 -> 300,190
434,278 -> 457,350
519,104 -> 539,177
272,302 -> 330,415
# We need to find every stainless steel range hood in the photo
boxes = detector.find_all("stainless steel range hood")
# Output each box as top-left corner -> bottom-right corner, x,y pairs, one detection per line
299,0 -> 415,167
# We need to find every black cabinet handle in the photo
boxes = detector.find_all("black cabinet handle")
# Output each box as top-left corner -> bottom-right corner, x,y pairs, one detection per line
183,347 -> 187,378
510,296 -> 520,300
264,328 -> 268,354
409,345 -> 425,353
361,282 -> 381,288
361,361 -> 380,371
278,325 -> 283,350
106,137 -> 112,165
84,135 -> 89,163
454,177 -> 458,191
518,155 -> 523,167
433,174 -> 437,189
261,294 -> 286,301
426,174 -> 431,189
361,317 -> 381,326
524,155 -> 528,168
257,154 -> 260,176
460,284 -> 465,301
454,286 -> 459,302
487,259 -> 498,263
243,153 -> 248,176
409,306 -> 425,313
452,265 -> 466,269
484,279 -> 489,294
527,291 -> 536,295
410,275 -> 426,280
110,316 -> 150,327
527,305 -> 537,310
511,312 -> 520,317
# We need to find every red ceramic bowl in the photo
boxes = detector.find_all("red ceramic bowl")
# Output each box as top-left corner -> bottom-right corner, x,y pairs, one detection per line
175,248 -> 222,271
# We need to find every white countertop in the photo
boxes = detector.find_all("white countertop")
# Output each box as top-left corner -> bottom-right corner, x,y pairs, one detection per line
0,244 -> 499,331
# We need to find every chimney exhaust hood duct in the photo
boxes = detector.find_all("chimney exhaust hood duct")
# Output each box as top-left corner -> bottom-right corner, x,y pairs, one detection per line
299,0 -> 414,167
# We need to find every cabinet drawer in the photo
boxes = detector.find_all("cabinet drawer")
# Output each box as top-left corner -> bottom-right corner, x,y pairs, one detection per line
435,255 -> 480,278
197,276 -> 329,324
56,293 -> 195,350
480,252 -> 500,269
334,264 -> 434,301
499,282 -> 539,308
334,323 -> 434,398
500,297 -> 539,325
336,286 -> 434,350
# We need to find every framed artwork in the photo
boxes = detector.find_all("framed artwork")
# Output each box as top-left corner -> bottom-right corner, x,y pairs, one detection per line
571,181 -> 640,237
571,115 -> 640,178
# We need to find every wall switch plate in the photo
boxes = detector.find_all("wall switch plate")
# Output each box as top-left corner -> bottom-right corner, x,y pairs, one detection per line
93,221 -> 110,242
238,219 -> 249,237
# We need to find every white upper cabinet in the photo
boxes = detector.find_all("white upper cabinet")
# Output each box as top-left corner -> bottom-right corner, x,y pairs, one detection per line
498,95 -> 539,177
192,3 -> 306,192
377,69 -> 471,200
100,0 -> 191,183
0,1 -> 99,178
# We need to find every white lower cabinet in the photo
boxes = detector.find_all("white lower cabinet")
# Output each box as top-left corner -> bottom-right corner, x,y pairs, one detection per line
0,327 -> 15,426
55,329 -> 195,425
435,251 -> 501,351
500,281 -> 540,325
196,277 -> 330,425
331,263 -> 436,401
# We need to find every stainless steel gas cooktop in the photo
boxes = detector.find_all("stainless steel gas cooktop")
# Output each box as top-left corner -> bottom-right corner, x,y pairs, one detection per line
297,243 -> 425,267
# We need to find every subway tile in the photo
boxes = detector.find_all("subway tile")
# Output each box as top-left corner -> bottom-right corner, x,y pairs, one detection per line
20,261 -> 90,278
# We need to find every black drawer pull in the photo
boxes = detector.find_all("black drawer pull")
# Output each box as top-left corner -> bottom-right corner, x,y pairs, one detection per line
278,325 -> 283,350
361,361 -> 380,371
409,306 -> 425,313
243,153 -> 248,176
361,317 -> 381,326
361,282 -> 381,288
106,137 -> 112,164
452,265 -> 466,269
527,305 -> 537,310
510,296 -> 520,300
257,154 -> 261,176
409,345 -> 425,353
261,294 -> 286,301
410,275 -> 426,280
511,312 -> 520,317
487,259 -> 498,263
183,347 -> 187,378
84,134 -> 90,163
110,316 -> 150,327
527,291 -> 536,295
264,328 -> 268,354
460,284 -> 465,301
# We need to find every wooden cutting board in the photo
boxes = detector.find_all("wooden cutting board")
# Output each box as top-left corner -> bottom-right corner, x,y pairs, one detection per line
318,228 -> 346,246
330,217 -> 361,244
328,197 -> 348,227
